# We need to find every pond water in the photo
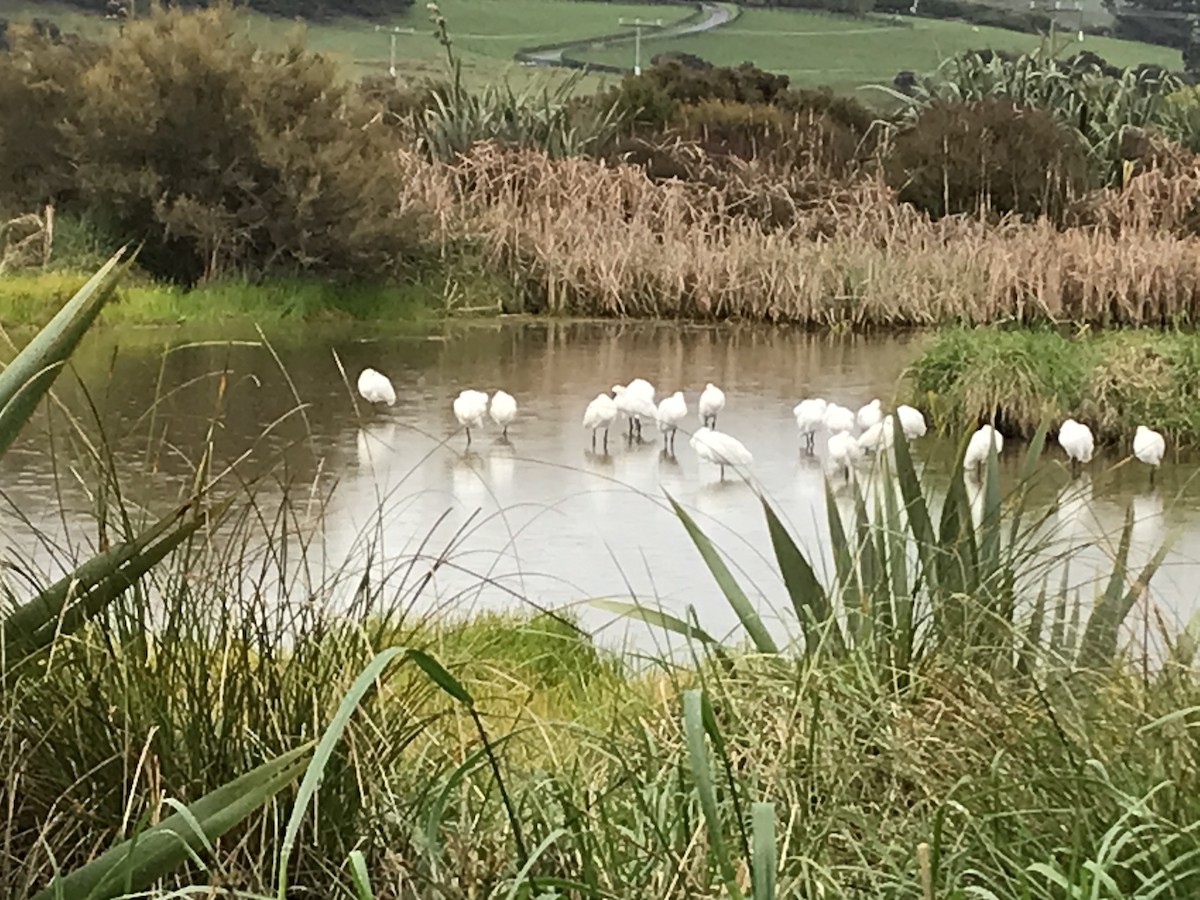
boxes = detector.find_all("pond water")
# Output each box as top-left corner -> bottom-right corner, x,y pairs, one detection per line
5,319 -> 1199,653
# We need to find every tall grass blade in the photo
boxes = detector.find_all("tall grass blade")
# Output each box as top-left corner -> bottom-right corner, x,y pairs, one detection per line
667,492 -> 779,654
683,689 -> 742,900
31,745 -> 311,900
589,598 -> 720,646
347,850 -> 373,900
1078,511 -> 1169,667
0,248 -> 127,458
751,802 -> 777,900
761,497 -> 843,655
2,498 -> 210,670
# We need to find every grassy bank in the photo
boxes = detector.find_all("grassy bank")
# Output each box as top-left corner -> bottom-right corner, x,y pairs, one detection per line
906,326 -> 1200,446
0,265 -> 522,326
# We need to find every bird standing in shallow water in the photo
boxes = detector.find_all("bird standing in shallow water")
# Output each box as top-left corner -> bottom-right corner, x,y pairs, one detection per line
1133,425 -> 1165,485
489,390 -> 517,439
1058,419 -> 1095,478
613,381 -> 657,442
857,399 -> 883,431
655,391 -> 688,453
583,392 -> 617,452
824,403 -> 856,435
698,383 -> 726,429
896,405 -> 927,439
793,398 -> 827,453
965,424 -> 1004,477
357,368 -> 396,408
857,415 -> 895,455
453,390 -> 489,447
690,427 -> 753,481
827,430 -> 862,481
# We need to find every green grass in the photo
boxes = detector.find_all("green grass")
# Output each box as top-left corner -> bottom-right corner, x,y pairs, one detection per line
0,262 -> 526,326
0,0 -> 687,91
571,6 -> 1181,95
906,326 -> 1200,446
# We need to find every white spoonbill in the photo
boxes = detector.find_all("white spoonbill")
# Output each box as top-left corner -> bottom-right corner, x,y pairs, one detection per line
613,383 -> 657,441
1133,425 -> 1165,484
857,415 -> 895,455
698,383 -> 726,429
857,399 -> 883,431
489,390 -> 517,438
453,389 -> 489,446
357,368 -> 396,407
582,392 -> 618,452
1058,418 -> 1094,477
656,391 -> 688,453
964,424 -> 1004,477
827,430 -> 862,481
824,403 -> 856,435
690,427 -> 753,481
896,405 -> 927,440
793,397 -> 827,453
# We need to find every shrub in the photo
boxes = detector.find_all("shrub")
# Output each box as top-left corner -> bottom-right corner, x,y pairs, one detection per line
71,6 -> 424,283
885,98 -> 1089,220
0,24 -> 99,214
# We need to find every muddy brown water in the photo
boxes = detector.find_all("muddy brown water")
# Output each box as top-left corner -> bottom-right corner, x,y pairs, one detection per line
3,319 -> 1197,653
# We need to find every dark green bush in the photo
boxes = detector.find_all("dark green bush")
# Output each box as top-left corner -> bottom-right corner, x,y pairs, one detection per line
69,6 -> 424,283
885,98 -> 1089,221
0,24 -> 99,214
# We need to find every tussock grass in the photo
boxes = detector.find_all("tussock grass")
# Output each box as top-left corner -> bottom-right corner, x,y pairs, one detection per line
405,144 -> 1200,327
906,326 -> 1200,444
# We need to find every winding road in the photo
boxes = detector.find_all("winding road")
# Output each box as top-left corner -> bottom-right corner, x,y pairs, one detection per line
517,2 -> 738,71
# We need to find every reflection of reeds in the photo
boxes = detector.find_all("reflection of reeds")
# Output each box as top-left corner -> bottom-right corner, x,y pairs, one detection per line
405,143 -> 1200,326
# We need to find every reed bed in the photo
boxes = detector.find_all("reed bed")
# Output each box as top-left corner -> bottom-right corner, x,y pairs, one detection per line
405,143 -> 1200,327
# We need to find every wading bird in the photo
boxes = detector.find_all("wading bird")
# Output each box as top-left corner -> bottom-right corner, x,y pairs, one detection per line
613,382 -> 657,441
857,415 -> 894,455
857,399 -> 883,431
1058,418 -> 1095,478
824,403 -> 856,435
489,390 -> 517,439
1133,425 -> 1165,484
583,392 -> 618,452
965,424 -> 1004,477
698,383 -> 726,428
357,368 -> 395,407
690,427 -> 752,481
827,430 -> 862,481
896,405 -> 927,440
793,397 -> 827,453
656,391 -> 688,453
453,389 -> 489,446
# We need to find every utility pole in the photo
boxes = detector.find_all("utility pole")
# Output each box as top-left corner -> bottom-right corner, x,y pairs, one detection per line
617,17 -> 664,76
374,24 -> 417,80
1028,0 -> 1085,60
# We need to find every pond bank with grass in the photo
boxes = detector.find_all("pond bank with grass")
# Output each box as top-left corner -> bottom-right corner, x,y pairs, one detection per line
905,327 -> 1200,447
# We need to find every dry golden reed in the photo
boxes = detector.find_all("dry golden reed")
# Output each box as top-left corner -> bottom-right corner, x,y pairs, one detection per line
402,143 -> 1200,327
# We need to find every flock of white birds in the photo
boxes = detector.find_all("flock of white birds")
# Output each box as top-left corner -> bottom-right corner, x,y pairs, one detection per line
356,368 -> 1170,482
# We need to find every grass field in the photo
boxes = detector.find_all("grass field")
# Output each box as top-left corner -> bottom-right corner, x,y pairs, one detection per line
0,0 -> 687,90
571,6 -> 1181,95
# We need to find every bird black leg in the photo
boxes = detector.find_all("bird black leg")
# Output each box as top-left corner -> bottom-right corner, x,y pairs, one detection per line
1150,468 -> 1157,487
466,427 -> 472,447
591,429 -> 596,451
719,463 -> 726,481
603,427 -> 609,453
503,426 -> 509,439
